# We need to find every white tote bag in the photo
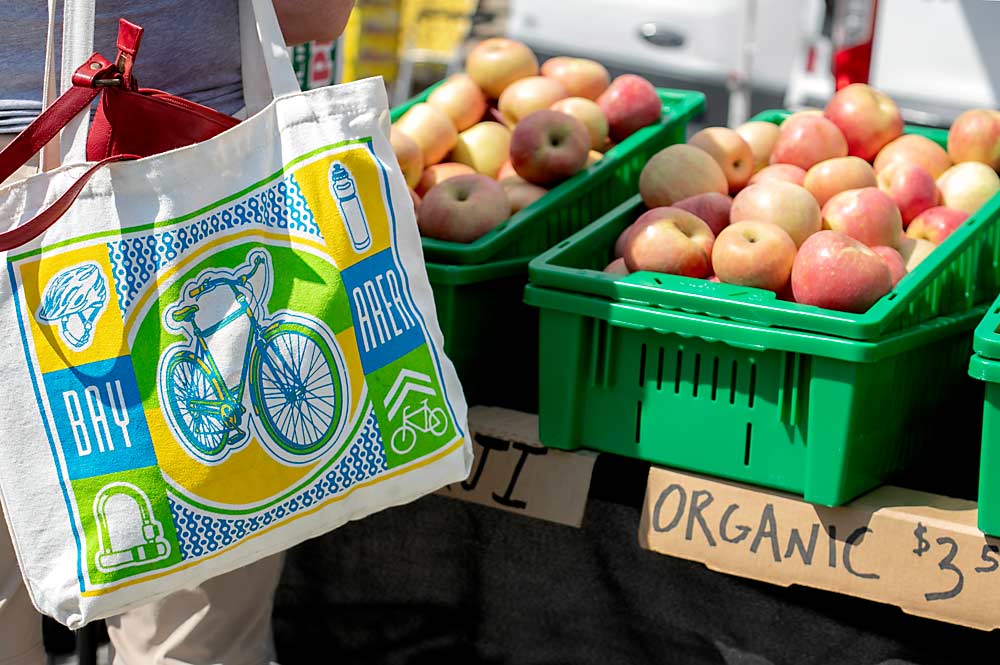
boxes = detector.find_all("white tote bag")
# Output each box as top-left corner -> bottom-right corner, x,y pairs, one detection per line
0,0 -> 470,627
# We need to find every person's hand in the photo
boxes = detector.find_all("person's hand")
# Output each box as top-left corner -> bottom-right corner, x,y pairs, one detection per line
273,0 -> 355,45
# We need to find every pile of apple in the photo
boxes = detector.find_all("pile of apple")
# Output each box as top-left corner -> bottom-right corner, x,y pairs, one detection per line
609,83 -> 1000,314
389,37 -> 663,243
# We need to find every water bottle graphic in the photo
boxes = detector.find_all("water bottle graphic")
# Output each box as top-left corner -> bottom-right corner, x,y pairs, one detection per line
330,162 -> 372,252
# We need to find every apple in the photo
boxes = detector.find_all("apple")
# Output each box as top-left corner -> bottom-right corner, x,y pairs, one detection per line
791,231 -> 892,313
498,76 -> 568,127
905,206 -> 969,244
496,159 -> 517,181
408,188 -> 422,211
822,187 -> 903,248
550,97 -> 609,150
509,110 -> 590,185
823,83 -> 904,161
621,207 -> 715,278
390,127 -> 423,189
540,56 -> 610,100
587,150 -> 603,166
673,192 -> 733,236
688,126 -> 754,193
415,162 -> 475,197
876,162 -> 939,225
872,245 -> 907,286
604,257 -> 629,275
712,220 -> 797,292
873,134 -> 952,179
948,109 -> 1000,169
735,121 -> 781,172
639,144 -> 728,207
614,223 -> 635,258
803,156 -> 877,207
770,115 -> 848,170
427,73 -> 488,132
749,163 -> 807,187
937,162 -> 1000,215
465,38 -> 539,99
450,121 -> 511,178
596,74 -> 661,143
897,236 -> 937,272
417,174 -> 511,242
730,181 -> 821,247
500,176 -> 547,213
394,103 -> 458,167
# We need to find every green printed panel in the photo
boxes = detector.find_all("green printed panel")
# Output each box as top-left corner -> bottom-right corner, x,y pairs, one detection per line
72,466 -> 182,586
368,346 -> 456,468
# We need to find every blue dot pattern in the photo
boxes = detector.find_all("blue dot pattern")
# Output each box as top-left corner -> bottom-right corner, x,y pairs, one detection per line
106,175 -> 321,314
168,411 -> 387,560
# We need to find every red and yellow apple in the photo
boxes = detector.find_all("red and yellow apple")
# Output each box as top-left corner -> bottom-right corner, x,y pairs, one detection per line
673,192 -> 733,236
905,206 -> 969,244
749,163 -> 807,187
770,115 -> 848,170
450,121 -> 511,178
621,207 -> 715,277
394,103 -> 458,167
427,73 -> 488,132
390,127 -> 423,189
509,109 -> 590,185
604,257 -> 629,275
639,144 -> 728,207
948,109 -> 1000,169
803,156 -> 877,207
540,56 -> 610,100
417,174 -> 511,243
730,181 -> 821,247
897,236 -> 937,272
821,187 -> 903,248
415,162 -> 475,197
498,76 -> 568,127
873,134 -> 952,179
872,245 -> 907,286
712,220 -> 797,291
596,74 -> 661,143
823,83 -> 904,161
791,230 -> 892,313
736,121 -> 781,172
465,38 -> 539,99
937,161 -> 1000,215
688,126 -> 754,193
875,162 -> 939,225
550,97 -> 609,150
500,176 -> 547,213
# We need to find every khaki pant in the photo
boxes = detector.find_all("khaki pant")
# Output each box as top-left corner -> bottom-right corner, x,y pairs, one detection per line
0,135 -> 284,665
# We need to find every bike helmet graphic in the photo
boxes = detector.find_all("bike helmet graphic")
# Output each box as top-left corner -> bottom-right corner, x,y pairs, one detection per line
37,262 -> 108,350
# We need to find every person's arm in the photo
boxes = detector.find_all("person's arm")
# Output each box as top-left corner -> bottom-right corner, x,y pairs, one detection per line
273,0 -> 356,46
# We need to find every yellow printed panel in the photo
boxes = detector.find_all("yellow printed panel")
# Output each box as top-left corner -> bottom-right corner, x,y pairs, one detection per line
19,247 -> 129,374
294,145 -> 393,270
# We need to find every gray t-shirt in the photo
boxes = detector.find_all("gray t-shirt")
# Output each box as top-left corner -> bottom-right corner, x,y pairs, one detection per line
0,0 -> 243,134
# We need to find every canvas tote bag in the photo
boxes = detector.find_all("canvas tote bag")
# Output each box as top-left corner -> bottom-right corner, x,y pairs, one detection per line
0,0 -> 471,627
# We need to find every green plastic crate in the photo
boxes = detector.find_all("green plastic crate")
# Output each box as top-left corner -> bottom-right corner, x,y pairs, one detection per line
529,111 -> 1000,340
426,258 -> 537,412
968,297 -> 1000,534
391,87 -> 705,264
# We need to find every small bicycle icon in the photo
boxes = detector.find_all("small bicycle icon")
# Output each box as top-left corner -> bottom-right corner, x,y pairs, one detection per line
390,398 -> 448,455
161,250 -> 346,463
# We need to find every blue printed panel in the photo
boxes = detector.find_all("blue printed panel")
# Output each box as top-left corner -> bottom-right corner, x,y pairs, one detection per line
340,249 -> 423,374
168,412 -> 388,559
41,356 -> 158,480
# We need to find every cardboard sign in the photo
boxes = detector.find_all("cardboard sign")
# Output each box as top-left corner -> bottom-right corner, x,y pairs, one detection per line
438,407 -> 597,527
639,467 -> 1000,631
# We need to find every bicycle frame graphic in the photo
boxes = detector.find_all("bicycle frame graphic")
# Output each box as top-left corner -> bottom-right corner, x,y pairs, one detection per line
390,398 -> 447,455
158,249 -> 348,465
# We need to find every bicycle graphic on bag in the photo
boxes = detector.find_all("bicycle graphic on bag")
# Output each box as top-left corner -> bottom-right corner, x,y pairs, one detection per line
158,248 -> 348,465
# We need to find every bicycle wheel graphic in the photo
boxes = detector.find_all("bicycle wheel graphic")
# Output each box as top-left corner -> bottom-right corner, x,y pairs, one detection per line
429,407 -> 448,436
390,425 -> 417,455
164,352 -> 230,457
250,321 -> 343,456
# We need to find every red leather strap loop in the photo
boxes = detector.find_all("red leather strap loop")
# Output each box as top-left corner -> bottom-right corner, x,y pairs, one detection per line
0,154 -> 138,251
115,19 -> 144,90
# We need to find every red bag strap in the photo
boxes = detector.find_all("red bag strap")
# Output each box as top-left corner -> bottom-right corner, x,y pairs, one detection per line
0,23 -> 145,252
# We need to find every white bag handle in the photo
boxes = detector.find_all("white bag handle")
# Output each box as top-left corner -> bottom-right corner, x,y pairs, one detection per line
43,0 -> 301,165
